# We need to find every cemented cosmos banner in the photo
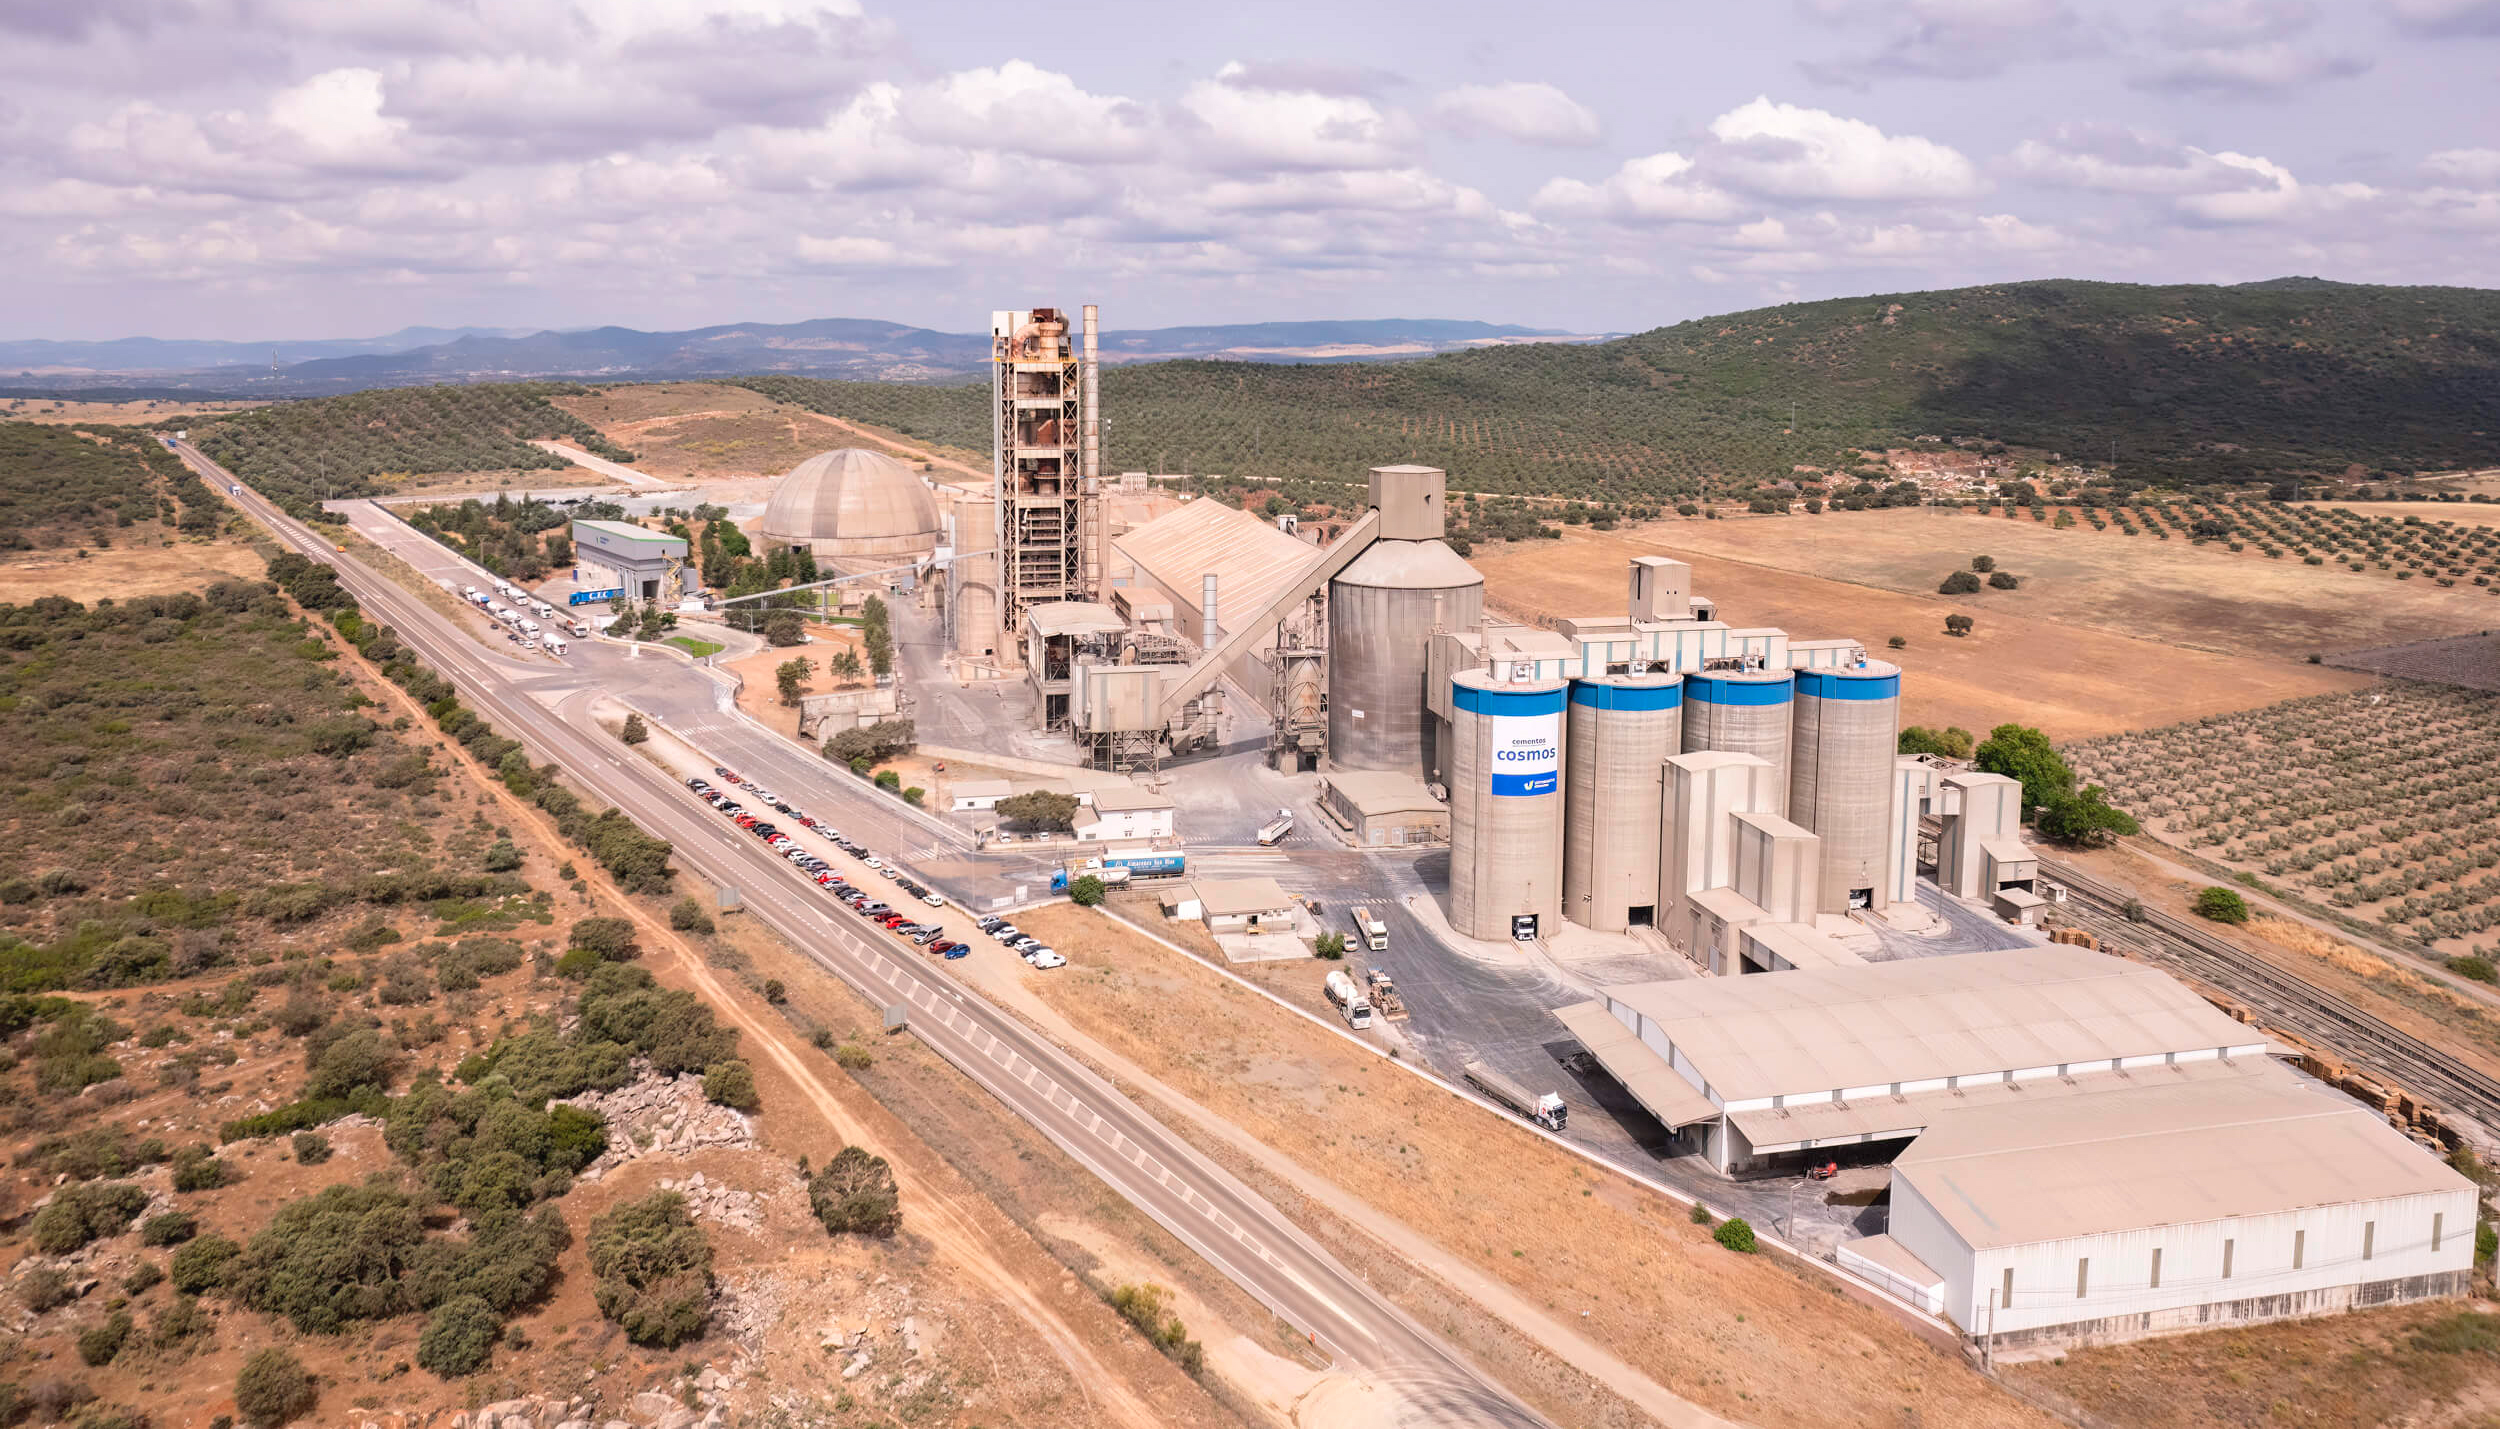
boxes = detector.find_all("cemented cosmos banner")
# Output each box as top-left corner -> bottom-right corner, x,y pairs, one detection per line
1488,712 -> 1560,797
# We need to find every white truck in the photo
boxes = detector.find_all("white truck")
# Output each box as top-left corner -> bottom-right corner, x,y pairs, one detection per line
496,608 -> 522,626
1462,1061 -> 1568,1132
486,602 -> 509,619
1324,970 -> 1374,1030
1255,808 -> 1294,846
1351,906 -> 1388,953
567,618 -> 592,638
545,637 -> 569,656
492,581 -> 516,599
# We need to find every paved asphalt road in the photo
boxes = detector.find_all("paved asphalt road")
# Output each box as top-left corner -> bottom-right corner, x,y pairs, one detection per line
199,455 -> 1550,1429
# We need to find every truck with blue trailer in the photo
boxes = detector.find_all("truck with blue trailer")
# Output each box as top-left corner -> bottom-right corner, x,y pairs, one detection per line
1051,849 -> 1187,891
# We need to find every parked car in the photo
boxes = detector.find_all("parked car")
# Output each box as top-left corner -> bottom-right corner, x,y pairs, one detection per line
919,891 -> 945,907
909,926 -> 944,945
976,917 -> 1008,933
1024,949 -> 1066,970
939,942 -> 970,960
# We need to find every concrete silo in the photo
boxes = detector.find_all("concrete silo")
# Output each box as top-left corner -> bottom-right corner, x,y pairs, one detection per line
1327,466 -> 1483,780
1564,674 -> 1684,933
1788,662 -> 1903,914
1681,670 -> 1796,818
1448,669 -> 1567,942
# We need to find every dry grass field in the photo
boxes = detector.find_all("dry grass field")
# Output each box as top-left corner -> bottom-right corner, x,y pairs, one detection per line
2320,502 -> 2500,528
2003,1296 -> 2500,1429
551,382 -> 982,484
0,538 -> 265,604
0,397 -> 266,425
1471,525 -> 2369,740
1013,902 -> 2062,1429
1638,507 -> 2493,655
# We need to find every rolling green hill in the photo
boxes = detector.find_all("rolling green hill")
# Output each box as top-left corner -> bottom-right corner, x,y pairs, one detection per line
193,382 -> 636,517
201,279 -> 2500,509
745,278 -> 2500,499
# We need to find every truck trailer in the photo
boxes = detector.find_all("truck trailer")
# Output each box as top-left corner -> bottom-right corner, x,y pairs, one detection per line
1462,1060 -> 1568,1131
1350,906 -> 1388,952
1324,970 -> 1374,1030
1255,809 -> 1294,846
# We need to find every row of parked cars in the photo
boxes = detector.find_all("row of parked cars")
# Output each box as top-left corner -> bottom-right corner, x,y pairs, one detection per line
687,768 -> 1060,969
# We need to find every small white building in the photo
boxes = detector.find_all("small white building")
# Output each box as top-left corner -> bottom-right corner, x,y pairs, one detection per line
1878,1068 -> 2476,1353
1189,877 -> 1298,933
1075,784 -> 1176,843
949,779 -> 1014,812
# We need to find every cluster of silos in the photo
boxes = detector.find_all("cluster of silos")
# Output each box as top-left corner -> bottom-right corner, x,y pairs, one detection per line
1788,662 -> 1903,912
1681,670 -> 1796,817
1563,674 -> 1683,933
1326,466 -> 1483,782
1447,669 -> 1567,941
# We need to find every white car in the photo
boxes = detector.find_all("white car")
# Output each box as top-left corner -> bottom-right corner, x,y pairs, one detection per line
1023,948 -> 1065,969
920,892 -> 944,907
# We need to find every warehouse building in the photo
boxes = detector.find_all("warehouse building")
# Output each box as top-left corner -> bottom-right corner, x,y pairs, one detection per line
571,519 -> 689,603
1557,946 -> 2274,1177
1557,947 -> 2476,1348
1319,770 -> 1451,847
1864,1067 -> 2477,1350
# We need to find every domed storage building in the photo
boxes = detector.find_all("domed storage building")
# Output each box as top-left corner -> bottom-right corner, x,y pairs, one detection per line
755,448 -> 943,576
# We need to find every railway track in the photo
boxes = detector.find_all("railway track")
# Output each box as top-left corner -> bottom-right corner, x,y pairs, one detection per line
2043,857 -> 2500,1145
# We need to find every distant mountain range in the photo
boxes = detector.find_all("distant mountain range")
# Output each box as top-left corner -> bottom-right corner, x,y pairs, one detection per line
0,317 -> 1611,395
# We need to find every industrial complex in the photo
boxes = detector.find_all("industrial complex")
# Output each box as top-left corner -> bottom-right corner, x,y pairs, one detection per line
511,300 -> 2483,1363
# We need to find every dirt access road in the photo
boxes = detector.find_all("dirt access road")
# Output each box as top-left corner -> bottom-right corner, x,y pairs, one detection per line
329,603 -> 1196,1429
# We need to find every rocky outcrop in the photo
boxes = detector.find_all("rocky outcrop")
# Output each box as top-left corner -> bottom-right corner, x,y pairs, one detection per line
556,1072 -> 754,1181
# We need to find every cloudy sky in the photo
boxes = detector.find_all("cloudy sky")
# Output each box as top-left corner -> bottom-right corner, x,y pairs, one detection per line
3,0 -> 2496,340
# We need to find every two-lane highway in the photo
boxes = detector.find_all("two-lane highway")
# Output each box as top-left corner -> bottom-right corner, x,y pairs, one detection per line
183,444 -> 1551,1429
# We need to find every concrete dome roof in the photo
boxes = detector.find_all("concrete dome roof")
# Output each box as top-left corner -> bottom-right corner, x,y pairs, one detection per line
759,448 -> 942,546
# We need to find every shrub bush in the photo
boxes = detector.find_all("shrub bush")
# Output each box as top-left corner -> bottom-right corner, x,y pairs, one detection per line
668,898 -> 714,935
1067,875 -> 1106,907
170,1145 -> 234,1192
416,1295 -> 502,1379
234,1347 -> 318,1428
808,1146 -> 901,1238
31,1181 -> 149,1254
292,1132 -> 333,1165
20,1266 -> 73,1313
1712,1217 -> 1758,1253
1108,1283 -> 1204,1375
1938,570 -> 1982,595
703,1059 -> 760,1113
587,1191 -> 713,1348
170,1233 -> 241,1293
2193,887 -> 2251,925
76,1310 -> 133,1366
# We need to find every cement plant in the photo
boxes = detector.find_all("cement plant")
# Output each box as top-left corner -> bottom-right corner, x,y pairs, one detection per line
347,300 -> 2485,1371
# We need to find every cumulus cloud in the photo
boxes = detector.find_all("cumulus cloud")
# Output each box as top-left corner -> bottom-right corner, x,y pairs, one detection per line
2383,0 -> 2500,35
2134,0 -> 2368,95
2424,148 -> 2500,184
1178,62 -> 1414,172
2134,41 -> 2370,94
901,60 -> 1152,163
1430,82 -> 1601,147
1794,0 -> 2102,83
2005,123 -> 2376,226
1706,97 -> 1981,200
2174,151 -> 2376,223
